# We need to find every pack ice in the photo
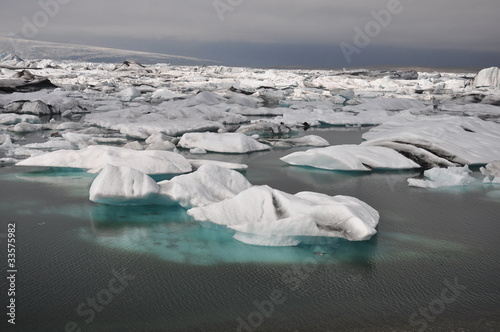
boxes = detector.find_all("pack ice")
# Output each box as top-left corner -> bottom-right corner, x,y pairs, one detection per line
408,166 -> 474,188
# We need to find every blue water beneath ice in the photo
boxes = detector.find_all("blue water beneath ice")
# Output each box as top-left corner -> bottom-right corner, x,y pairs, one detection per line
0,128 -> 499,331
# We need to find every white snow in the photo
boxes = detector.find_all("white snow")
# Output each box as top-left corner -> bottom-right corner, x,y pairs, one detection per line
89,164 -> 160,205
480,161 -> 500,184
16,145 -> 192,174
188,185 -> 379,246
408,166 -> 474,188
158,164 -> 252,208
281,144 -> 420,171
178,132 -> 270,153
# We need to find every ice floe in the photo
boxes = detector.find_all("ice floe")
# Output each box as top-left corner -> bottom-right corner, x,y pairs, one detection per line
178,132 -> 270,153
16,145 -> 192,174
281,144 -> 420,171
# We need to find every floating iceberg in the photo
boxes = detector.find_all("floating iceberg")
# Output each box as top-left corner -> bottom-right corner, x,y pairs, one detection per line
408,166 -> 474,188
16,145 -> 192,174
90,164 -> 160,205
188,186 -> 379,246
362,116 -> 500,167
480,161 -> 500,184
263,135 -> 330,148
281,145 -> 420,171
178,132 -> 270,153
159,164 -> 252,208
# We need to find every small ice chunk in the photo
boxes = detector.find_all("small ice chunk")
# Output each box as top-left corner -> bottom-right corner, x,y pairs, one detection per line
408,166 -> 474,188
190,148 -> 207,155
89,164 -> 160,205
188,159 -> 248,171
123,141 -> 144,150
480,161 -> 500,184
264,135 -> 329,148
118,87 -> 141,101
12,123 -> 42,133
179,132 -> 270,153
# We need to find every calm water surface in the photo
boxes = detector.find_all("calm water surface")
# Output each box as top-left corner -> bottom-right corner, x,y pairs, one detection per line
0,128 -> 499,332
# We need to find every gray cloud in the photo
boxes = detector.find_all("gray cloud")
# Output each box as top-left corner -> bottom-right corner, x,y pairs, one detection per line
1,0 -> 499,67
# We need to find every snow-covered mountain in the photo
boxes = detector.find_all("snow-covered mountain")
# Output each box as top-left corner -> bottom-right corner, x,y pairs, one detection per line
0,36 -> 217,66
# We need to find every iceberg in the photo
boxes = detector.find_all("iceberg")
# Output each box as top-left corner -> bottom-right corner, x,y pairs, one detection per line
159,164 -> 252,208
362,115 -> 500,167
263,135 -> 329,148
188,186 -> 379,246
16,145 -> 192,174
89,164 -> 160,205
474,67 -> 500,89
408,166 -> 474,188
281,145 -> 420,171
480,161 -> 500,184
178,132 -> 270,153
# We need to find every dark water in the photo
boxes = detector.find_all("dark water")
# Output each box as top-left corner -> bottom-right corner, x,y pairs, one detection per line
0,128 -> 499,332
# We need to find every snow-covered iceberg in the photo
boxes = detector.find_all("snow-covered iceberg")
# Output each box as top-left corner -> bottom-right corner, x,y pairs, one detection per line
188,186 -> 379,246
280,145 -> 420,171
480,161 -> 500,184
407,166 -> 474,188
178,132 -> 270,153
90,164 -> 160,205
158,164 -> 252,208
362,116 -> 500,167
16,145 -> 192,174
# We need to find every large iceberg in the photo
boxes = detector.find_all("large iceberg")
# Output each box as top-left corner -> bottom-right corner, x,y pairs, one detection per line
362,116 -> 500,167
178,132 -> 270,153
90,164 -> 160,205
16,145 -> 192,174
280,145 -> 420,171
188,186 -> 379,246
408,166 -> 474,188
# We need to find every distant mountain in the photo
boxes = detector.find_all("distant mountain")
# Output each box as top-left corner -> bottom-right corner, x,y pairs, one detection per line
0,37 -> 218,66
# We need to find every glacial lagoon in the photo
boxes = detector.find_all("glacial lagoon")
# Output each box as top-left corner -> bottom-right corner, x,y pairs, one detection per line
1,128 -> 499,331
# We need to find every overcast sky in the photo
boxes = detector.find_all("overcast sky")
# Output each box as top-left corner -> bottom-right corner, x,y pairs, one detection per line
1,0 -> 499,68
